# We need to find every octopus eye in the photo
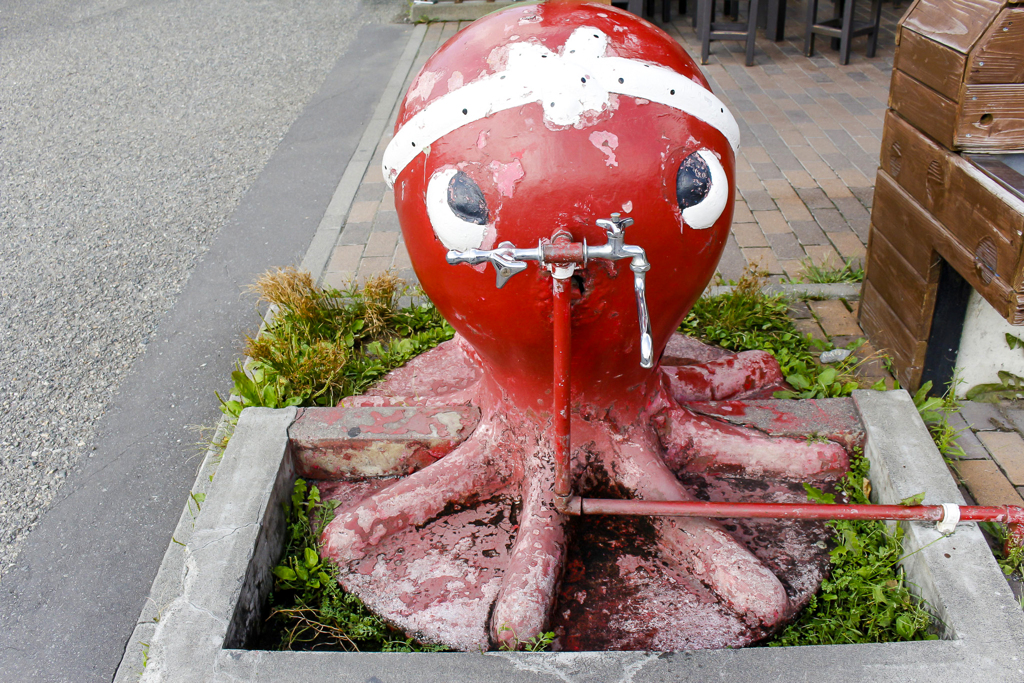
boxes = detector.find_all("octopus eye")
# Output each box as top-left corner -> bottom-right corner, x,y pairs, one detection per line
426,168 -> 489,250
447,171 -> 488,226
675,149 -> 729,230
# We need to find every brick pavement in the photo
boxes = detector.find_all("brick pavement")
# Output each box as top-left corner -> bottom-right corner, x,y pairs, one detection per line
321,3 -> 901,287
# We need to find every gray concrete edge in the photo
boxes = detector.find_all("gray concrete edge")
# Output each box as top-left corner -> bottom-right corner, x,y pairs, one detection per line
853,389 -> 1024,673
140,398 -> 1024,682
136,407 -> 296,683
705,282 -> 862,299
301,22 -> 428,282
410,0 -> 519,22
112,418 -> 231,683
114,23 -> 428,682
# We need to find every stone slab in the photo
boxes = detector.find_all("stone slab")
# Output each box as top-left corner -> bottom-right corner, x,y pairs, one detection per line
684,397 -> 864,450
957,460 -> 1024,507
290,405 -> 480,479
136,392 -> 1024,682
410,0 -> 517,22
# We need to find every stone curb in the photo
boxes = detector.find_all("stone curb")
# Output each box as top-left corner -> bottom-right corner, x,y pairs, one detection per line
410,0 -> 519,23
705,282 -> 862,299
300,22 -> 428,281
138,395 -> 1024,681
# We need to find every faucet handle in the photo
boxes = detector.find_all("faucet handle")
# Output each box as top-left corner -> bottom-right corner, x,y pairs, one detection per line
446,241 -> 529,288
595,212 -> 634,237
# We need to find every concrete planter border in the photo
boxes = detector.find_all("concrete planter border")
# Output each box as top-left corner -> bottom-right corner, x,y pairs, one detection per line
135,391 -> 1024,682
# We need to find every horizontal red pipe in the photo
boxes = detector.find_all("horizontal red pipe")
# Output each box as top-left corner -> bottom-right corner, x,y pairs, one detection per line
542,242 -> 585,264
570,497 -> 1024,525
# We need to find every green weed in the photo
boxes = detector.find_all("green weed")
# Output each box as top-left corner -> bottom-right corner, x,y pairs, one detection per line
681,266 -> 862,398
791,255 -> 864,284
262,479 -> 449,652
497,625 -> 555,652
979,522 -> 1024,579
965,333 -> 1024,401
219,269 -> 454,420
768,451 -> 937,646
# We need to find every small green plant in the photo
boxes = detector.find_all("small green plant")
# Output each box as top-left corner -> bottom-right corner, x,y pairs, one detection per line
979,522 -> 1024,579
497,625 -> 556,652
219,269 -> 454,421
768,451 -> 937,646
792,255 -> 864,284
880,379 -> 966,461
682,265 -> 864,399
263,479 -> 449,652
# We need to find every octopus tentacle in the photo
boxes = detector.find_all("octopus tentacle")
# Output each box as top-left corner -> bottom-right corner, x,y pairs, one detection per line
661,350 -> 787,402
321,425 -> 507,563
490,441 -> 567,647
656,405 -> 849,481
602,428 -> 790,628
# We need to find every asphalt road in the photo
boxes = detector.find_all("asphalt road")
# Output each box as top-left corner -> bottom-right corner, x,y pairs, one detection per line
0,0 -> 408,679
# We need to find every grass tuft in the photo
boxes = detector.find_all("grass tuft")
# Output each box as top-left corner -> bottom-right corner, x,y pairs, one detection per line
682,265 -> 863,398
793,255 -> 864,284
767,450 -> 938,646
219,269 -> 454,419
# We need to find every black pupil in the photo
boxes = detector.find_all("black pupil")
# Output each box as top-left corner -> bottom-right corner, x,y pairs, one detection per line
676,152 -> 711,209
447,171 -> 488,226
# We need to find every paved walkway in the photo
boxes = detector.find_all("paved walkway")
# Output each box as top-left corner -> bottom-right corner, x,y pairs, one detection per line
321,4 -> 903,286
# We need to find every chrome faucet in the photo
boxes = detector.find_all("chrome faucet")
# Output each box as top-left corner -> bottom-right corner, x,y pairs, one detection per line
445,214 -> 654,368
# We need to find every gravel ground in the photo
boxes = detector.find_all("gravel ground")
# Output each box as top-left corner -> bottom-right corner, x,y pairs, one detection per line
0,0 -> 404,576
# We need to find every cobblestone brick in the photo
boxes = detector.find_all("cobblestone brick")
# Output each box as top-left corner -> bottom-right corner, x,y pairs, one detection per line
961,402 -> 1012,431
957,460 -> 1024,506
977,431 -> 1024,486
809,299 -> 861,337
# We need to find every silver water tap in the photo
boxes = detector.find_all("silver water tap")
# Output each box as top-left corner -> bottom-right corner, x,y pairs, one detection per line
445,214 -> 654,368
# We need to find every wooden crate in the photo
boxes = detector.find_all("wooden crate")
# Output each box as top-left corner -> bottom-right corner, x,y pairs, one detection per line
891,1 -> 1024,152
877,111 -> 1024,321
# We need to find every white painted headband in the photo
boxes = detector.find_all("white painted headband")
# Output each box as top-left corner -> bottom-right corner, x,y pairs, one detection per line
382,26 -> 740,188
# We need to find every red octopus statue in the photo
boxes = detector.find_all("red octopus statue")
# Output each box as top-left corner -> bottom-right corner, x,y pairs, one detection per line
322,1 -> 849,651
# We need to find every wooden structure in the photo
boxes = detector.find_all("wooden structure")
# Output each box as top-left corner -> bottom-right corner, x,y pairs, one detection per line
859,0 -> 1024,391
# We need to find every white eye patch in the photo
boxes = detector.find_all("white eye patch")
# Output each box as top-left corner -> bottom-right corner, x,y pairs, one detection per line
426,168 -> 489,251
679,149 -> 729,230
383,26 -> 739,187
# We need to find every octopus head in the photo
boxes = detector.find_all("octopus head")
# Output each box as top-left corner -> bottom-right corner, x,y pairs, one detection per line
387,2 -> 738,400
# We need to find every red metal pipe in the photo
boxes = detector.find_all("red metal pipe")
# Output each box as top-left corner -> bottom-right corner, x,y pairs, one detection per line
537,237 -> 1024,547
569,496 -> 1024,525
551,238 -> 573,509
542,241 -> 586,264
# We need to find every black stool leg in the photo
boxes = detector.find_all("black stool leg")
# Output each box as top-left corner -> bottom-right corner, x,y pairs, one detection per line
663,0 -> 672,24
839,0 -> 855,65
804,0 -> 817,57
746,0 -> 760,66
830,0 -> 843,51
866,0 -> 883,57
700,0 -> 713,64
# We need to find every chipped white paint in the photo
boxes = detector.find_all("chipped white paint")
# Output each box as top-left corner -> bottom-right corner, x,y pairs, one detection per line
681,149 -> 729,230
426,168 -> 488,251
383,27 -> 739,186
589,130 -> 619,167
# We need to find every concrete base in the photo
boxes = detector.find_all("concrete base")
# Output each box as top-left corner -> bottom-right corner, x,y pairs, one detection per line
410,1 -> 518,23
125,392 -> 1024,682
955,289 -> 1024,398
